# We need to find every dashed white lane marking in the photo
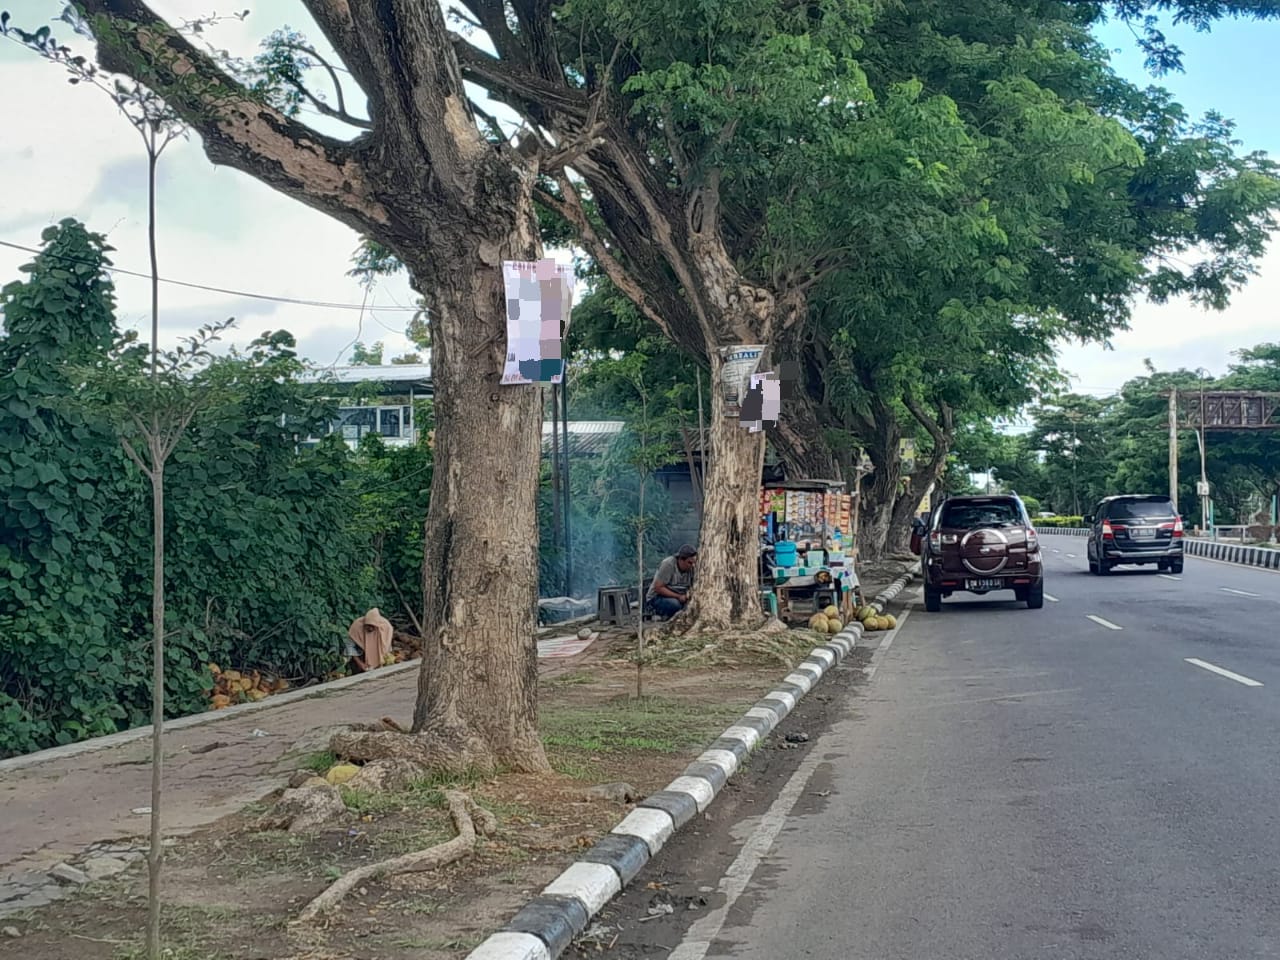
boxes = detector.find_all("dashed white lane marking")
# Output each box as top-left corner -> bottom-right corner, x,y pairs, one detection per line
667,619 -> 907,960
1065,553 -> 1077,558
1087,615 -> 1123,631
1044,594 -> 1060,603
1221,587 -> 1261,598
1158,574 -> 1182,581
1185,658 -> 1263,688
1052,549 -> 1061,554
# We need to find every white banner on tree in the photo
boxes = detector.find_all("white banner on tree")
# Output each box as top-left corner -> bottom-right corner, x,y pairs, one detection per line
501,259 -> 575,385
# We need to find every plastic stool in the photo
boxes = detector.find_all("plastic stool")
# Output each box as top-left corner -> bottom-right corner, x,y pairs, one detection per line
597,587 -> 633,626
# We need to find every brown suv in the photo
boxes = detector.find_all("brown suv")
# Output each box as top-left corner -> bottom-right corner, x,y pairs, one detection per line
911,495 -> 1044,611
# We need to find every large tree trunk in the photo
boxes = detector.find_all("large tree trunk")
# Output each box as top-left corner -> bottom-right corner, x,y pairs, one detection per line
884,396 -> 955,559
856,399 -> 903,562
406,176 -> 548,775
858,465 -> 899,561
680,347 -> 769,631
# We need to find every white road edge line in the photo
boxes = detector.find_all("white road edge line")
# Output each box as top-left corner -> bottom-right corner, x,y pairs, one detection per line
1185,658 -> 1263,688
666,616 -> 908,960
1158,574 -> 1182,581
1087,614 -> 1123,631
1044,594 -> 1060,603
1221,587 -> 1261,598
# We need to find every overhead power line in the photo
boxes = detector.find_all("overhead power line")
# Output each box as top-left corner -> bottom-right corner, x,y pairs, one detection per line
0,238 -> 418,312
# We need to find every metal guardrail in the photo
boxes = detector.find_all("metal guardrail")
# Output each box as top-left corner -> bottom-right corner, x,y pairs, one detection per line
1034,527 -> 1280,570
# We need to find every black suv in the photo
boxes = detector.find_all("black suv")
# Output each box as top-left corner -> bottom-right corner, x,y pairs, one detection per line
911,494 -> 1044,611
1085,495 -> 1185,575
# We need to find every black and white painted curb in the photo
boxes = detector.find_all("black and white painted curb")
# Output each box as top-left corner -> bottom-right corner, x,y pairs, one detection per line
464,570 -> 918,960
1037,529 -> 1280,571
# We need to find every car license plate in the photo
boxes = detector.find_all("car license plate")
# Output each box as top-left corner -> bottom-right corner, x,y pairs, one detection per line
1131,527 -> 1155,539
966,579 -> 1001,591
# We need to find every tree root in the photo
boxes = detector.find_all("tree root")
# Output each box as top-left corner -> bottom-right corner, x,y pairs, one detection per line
293,789 -> 497,924
329,730 -> 439,767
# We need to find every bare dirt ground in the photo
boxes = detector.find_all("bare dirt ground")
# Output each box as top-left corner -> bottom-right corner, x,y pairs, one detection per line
0,646 -> 787,960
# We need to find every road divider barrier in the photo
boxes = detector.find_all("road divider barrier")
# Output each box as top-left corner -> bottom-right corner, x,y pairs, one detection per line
464,569 -> 919,960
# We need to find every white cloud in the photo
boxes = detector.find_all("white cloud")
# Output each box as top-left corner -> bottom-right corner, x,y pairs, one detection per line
1057,243 -> 1280,395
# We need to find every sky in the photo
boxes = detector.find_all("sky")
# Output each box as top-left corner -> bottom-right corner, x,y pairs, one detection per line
1,4 -> 1278,385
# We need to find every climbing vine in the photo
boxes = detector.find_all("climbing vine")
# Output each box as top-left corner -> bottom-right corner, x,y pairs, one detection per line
0,222 -> 395,758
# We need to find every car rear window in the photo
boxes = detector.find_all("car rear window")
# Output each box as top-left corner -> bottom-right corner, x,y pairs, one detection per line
1106,498 -> 1176,520
940,500 -> 1023,528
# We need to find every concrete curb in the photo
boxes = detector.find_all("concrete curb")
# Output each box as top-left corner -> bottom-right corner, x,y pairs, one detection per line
1037,529 -> 1280,572
463,569 -> 919,960
0,659 -> 423,775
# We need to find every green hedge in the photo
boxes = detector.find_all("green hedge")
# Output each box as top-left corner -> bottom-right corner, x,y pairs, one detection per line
1033,515 -> 1086,528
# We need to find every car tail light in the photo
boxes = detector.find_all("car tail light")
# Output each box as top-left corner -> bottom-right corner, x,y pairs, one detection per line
929,532 -> 940,550
1025,527 -> 1039,550
1102,520 -> 1115,540
1173,516 -> 1184,538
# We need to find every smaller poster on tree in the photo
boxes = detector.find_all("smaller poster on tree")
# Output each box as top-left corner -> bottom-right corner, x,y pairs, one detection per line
719,345 -> 765,415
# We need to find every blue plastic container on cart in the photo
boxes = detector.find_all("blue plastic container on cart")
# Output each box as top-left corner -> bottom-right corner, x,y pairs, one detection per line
774,540 -> 797,567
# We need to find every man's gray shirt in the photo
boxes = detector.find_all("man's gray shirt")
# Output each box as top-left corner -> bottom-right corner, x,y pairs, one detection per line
647,555 -> 693,600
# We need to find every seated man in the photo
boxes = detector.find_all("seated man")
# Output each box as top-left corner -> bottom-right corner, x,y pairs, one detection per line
647,544 -> 698,619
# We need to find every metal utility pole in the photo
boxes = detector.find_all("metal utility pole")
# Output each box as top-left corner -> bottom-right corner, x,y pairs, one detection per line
560,369 -> 572,595
1168,388 -> 1179,514
549,385 -> 562,562
1198,373 -> 1210,535
1063,409 -> 1082,517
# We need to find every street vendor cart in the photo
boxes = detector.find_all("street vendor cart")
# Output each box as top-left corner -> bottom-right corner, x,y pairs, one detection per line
758,479 -> 862,623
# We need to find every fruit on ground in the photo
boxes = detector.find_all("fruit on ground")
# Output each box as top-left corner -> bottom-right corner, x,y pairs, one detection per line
823,605 -> 839,619
808,613 -> 828,631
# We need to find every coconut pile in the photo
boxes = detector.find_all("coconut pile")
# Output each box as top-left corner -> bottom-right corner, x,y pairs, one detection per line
852,603 -> 897,633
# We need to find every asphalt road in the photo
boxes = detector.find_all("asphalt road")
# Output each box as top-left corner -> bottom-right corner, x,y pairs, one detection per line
651,541 -> 1280,959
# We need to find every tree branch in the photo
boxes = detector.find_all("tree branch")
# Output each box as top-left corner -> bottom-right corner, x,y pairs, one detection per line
535,176 -> 673,338
119,434 -> 154,482
281,41 -> 373,130
902,392 -> 952,451
451,33 -> 590,120
455,0 -> 526,67
74,0 -> 391,237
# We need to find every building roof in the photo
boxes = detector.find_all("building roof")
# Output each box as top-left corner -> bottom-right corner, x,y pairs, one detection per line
542,420 -> 625,457
300,362 -> 434,391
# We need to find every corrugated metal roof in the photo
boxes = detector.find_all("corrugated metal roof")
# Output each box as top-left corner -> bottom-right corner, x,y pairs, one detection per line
300,362 -> 433,386
542,420 -> 625,457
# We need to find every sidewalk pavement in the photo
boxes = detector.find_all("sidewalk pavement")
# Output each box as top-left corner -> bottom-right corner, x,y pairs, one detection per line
0,668 -> 422,895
